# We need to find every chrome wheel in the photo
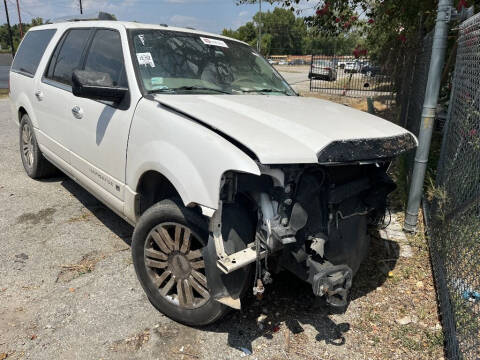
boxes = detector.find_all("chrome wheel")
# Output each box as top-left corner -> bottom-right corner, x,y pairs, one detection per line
21,123 -> 34,168
144,223 -> 209,310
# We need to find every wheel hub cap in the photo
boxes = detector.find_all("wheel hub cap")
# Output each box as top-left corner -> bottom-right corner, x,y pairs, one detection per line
169,253 -> 192,279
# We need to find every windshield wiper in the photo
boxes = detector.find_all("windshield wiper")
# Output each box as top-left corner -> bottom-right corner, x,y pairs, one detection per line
239,88 -> 291,95
149,86 -> 231,94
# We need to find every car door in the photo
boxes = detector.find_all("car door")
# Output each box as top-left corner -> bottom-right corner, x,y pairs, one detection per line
34,28 -> 92,167
66,28 -> 137,201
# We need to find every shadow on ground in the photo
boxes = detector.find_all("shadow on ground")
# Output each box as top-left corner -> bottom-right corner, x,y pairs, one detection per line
60,177 -> 134,245
53,174 -> 399,353
203,234 -> 399,353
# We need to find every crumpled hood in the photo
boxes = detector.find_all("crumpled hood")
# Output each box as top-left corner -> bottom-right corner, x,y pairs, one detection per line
153,94 -> 417,164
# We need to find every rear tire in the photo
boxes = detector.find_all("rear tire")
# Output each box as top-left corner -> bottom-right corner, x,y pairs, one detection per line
19,114 -> 58,179
132,199 -> 228,326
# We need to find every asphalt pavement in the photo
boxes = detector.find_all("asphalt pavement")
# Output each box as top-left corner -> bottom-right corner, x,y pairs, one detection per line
0,66 -> 9,89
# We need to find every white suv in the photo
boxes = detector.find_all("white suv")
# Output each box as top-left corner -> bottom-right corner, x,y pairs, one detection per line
9,20 -> 417,326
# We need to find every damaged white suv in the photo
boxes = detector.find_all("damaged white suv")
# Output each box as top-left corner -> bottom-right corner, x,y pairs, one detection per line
9,20 -> 417,326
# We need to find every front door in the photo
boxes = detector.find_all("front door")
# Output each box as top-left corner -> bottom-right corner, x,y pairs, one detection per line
66,28 -> 137,201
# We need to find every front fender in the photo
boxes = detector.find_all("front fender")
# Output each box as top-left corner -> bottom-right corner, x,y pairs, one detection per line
126,98 -> 261,210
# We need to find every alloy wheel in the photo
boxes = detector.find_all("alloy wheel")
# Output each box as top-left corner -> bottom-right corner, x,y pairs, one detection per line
144,222 -> 210,309
21,123 -> 34,168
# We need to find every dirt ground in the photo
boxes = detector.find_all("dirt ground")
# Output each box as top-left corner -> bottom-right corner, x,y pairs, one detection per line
0,95 -> 444,360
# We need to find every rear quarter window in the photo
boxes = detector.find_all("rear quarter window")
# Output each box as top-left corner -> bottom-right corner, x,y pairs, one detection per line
11,29 -> 56,77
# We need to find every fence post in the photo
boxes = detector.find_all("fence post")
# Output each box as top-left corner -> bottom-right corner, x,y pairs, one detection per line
404,0 -> 453,232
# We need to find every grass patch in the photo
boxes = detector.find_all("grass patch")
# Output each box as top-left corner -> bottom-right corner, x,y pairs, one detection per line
0,89 -> 8,98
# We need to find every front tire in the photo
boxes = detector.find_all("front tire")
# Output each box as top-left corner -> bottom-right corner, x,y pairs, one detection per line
19,114 -> 57,179
132,199 -> 228,326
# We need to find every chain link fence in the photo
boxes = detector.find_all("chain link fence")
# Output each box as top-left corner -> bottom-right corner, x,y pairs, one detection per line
309,54 -> 395,103
403,32 -> 434,137
401,14 -> 480,360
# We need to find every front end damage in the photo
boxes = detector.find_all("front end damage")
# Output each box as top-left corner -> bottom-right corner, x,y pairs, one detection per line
202,134 -> 416,310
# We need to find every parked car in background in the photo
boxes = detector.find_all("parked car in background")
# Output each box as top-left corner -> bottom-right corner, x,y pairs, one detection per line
268,58 -> 277,65
345,61 -> 361,73
10,19 -> 417,327
288,59 -> 306,66
309,60 -> 337,81
337,60 -> 348,69
361,64 -> 382,77
278,59 -> 288,65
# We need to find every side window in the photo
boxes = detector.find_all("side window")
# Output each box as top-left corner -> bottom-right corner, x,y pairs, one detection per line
11,29 -> 56,77
46,29 -> 91,85
84,29 -> 127,87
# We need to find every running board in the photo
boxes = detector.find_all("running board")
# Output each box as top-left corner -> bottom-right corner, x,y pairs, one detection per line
216,244 -> 267,274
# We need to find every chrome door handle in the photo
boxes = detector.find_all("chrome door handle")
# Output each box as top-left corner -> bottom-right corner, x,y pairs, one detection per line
71,105 -> 84,119
34,90 -> 44,101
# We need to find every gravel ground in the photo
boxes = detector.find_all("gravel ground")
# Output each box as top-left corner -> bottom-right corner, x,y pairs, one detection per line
0,97 -> 444,360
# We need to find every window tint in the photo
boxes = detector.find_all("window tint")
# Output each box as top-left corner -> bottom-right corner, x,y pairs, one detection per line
11,29 -> 56,76
84,29 -> 127,87
48,29 -> 91,85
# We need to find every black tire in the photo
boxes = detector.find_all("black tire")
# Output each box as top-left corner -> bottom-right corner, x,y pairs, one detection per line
19,114 -> 58,179
132,199 -> 228,326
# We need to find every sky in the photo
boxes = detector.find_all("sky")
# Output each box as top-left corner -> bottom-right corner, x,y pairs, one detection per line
0,0 -> 316,35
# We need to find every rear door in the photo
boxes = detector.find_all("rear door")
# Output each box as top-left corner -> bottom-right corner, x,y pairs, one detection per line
65,28 -> 137,201
34,28 -> 92,166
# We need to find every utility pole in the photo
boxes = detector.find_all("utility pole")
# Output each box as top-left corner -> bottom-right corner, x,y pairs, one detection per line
79,0 -> 83,14
404,0 -> 453,232
16,0 -> 23,38
3,0 -> 15,57
257,0 -> 262,53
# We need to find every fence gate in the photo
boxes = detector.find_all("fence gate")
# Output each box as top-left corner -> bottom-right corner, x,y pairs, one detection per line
309,54 -> 395,103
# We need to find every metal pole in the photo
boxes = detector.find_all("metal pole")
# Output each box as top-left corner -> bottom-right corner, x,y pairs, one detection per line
257,0 -> 262,53
404,0 -> 453,232
3,0 -> 15,57
79,0 -> 83,14
16,0 -> 23,38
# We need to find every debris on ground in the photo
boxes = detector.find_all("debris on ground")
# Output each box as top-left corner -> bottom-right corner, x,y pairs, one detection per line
109,329 -> 150,352
396,316 -> 413,325
56,251 -> 105,283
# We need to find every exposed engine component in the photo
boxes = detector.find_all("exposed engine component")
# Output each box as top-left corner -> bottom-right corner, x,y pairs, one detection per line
206,162 -> 395,310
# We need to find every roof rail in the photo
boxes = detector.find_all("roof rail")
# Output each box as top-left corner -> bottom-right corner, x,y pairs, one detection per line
50,12 -> 116,23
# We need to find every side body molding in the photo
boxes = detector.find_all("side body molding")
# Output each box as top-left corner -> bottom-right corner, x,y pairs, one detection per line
126,97 -> 261,211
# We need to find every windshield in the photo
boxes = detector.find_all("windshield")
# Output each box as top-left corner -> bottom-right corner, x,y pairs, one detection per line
128,29 -> 295,95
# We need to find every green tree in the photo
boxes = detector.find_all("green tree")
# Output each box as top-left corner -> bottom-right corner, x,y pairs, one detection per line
222,7 -> 361,56
0,17 -> 44,52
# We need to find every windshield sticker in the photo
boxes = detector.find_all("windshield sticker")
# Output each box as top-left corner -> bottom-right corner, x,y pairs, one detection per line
136,52 -> 155,67
200,37 -> 229,48
151,77 -> 164,86
138,34 -> 145,45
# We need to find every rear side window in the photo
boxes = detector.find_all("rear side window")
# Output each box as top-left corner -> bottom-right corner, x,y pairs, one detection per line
84,29 -> 127,87
46,29 -> 91,85
11,29 -> 56,77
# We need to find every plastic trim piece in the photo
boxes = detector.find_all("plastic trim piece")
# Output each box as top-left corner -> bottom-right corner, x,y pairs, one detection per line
317,133 -> 417,164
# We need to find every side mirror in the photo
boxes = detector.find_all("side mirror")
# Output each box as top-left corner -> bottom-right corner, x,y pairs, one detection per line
72,70 -> 128,103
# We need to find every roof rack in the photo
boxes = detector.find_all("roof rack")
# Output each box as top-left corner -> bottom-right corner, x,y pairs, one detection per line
50,12 -> 116,23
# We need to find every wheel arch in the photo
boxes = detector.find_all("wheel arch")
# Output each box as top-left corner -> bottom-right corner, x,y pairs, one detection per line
12,92 -> 38,127
135,170 -> 183,216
